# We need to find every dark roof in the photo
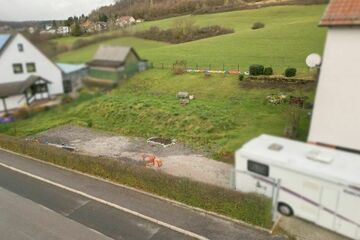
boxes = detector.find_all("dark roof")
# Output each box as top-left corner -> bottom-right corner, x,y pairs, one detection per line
87,45 -> 141,67
0,75 -> 51,98
320,0 -> 360,26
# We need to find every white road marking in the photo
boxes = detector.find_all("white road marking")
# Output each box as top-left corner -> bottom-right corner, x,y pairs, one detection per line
0,162 -> 209,240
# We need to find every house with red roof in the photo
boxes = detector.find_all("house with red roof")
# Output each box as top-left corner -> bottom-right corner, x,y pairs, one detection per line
308,0 -> 360,152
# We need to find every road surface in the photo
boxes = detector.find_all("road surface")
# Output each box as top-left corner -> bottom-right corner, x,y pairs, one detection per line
0,149 -> 275,240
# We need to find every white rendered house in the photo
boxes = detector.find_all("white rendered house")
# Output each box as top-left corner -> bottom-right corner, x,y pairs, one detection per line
0,33 -> 64,114
308,0 -> 360,152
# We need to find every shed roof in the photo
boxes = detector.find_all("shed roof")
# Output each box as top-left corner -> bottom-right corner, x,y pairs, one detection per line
94,45 -> 135,62
57,63 -> 87,74
0,75 -> 51,98
237,135 -> 360,187
320,0 -> 360,26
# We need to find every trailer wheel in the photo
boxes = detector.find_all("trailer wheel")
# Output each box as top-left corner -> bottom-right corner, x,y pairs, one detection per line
277,202 -> 293,216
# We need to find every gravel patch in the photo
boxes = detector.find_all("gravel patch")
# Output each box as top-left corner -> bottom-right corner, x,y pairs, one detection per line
32,125 -> 233,189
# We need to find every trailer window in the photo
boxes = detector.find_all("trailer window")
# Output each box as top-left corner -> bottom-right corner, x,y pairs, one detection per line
247,160 -> 269,177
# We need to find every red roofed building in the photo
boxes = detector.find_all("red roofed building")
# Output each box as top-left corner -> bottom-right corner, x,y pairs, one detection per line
309,0 -> 360,153
320,0 -> 360,26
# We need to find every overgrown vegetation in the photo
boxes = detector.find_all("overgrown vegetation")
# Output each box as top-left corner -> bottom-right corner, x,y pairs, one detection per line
0,134 -> 273,228
135,19 -> 234,44
0,70 -> 314,163
173,60 -> 187,74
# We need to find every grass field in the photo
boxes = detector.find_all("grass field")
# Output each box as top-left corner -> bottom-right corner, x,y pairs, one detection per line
0,69 -> 315,162
55,5 -> 327,73
56,37 -> 168,64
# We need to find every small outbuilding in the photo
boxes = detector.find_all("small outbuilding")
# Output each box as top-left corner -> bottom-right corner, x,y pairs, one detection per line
57,63 -> 88,93
87,45 -> 147,81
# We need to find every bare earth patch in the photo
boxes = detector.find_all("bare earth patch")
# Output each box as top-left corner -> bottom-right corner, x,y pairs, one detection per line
32,125 -> 233,188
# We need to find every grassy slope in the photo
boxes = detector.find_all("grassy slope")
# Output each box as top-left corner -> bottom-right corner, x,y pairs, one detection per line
56,5 -> 327,73
55,37 -> 168,64
0,69 -> 314,162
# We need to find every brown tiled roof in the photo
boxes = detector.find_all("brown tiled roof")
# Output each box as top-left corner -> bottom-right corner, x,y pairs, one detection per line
320,0 -> 360,26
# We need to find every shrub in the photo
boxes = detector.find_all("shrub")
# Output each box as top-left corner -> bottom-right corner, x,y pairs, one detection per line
173,60 -> 187,75
249,64 -> 264,76
61,94 -> 74,105
239,73 -> 245,81
264,67 -> 273,76
13,106 -> 31,119
285,68 -> 297,77
251,22 -> 265,30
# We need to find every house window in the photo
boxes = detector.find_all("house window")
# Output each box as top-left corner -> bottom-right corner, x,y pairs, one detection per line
26,63 -> 36,73
247,160 -> 269,177
18,43 -> 24,52
13,63 -> 23,74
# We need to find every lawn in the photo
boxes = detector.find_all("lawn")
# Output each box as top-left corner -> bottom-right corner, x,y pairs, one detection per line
55,5 -> 327,73
0,69 -> 315,162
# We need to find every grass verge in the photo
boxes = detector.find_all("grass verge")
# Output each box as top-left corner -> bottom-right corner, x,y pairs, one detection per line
0,134 -> 273,228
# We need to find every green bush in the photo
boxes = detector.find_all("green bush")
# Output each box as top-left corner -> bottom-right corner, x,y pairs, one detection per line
285,68 -> 297,77
239,73 -> 245,81
264,67 -> 273,76
249,64 -> 264,76
251,22 -> 265,30
0,134 -> 272,228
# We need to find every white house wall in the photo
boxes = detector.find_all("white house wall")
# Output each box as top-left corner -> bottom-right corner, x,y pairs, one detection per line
0,95 -> 27,112
0,34 -> 64,96
308,28 -> 360,151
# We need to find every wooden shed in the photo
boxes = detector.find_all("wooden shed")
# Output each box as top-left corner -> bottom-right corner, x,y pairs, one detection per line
87,45 -> 147,81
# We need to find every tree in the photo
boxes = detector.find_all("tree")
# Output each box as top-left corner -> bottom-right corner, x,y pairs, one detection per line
71,22 -> 82,36
99,14 -> 108,22
66,17 -> 74,27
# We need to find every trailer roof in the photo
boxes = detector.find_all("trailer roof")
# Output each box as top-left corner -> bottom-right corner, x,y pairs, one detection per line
237,135 -> 360,187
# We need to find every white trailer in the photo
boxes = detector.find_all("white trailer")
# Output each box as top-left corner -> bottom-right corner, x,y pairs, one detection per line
235,135 -> 360,239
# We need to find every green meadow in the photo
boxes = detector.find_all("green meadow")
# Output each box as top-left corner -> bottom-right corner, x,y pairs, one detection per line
55,5 -> 327,73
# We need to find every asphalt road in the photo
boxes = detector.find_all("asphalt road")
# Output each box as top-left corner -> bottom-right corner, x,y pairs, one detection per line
0,149 -> 275,240
0,165 -> 192,240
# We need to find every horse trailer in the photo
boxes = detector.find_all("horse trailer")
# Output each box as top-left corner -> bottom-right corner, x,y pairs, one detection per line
235,135 -> 360,239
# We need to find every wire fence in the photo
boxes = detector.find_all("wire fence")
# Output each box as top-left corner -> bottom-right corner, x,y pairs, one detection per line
150,62 -> 245,74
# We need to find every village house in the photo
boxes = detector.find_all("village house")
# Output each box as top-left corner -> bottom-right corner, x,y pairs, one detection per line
308,0 -> 360,152
0,33 -> 64,114
87,45 -> 147,81
56,26 -> 70,35
94,21 -> 108,32
115,16 -> 136,28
